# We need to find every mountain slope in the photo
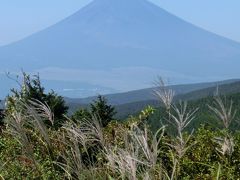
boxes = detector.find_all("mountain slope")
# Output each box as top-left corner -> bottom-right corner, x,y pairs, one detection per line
1,0 -> 240,70
114,80 -> 240,119
66,79 -> 239,105
149,92 -> 240,132
1,0 -> 240,96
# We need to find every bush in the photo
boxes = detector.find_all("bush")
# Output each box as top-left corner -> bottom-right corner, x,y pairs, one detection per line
5,72 -> 68,128
73,95 -> 116,127
1,77 -> 240,179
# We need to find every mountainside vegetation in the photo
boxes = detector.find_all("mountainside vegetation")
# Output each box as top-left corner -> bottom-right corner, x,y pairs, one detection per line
112,81 -> 240,119
1,74 -> 240,179
149,93 -> 240,133
5,73 -> 68,129
65,80 -> 240,120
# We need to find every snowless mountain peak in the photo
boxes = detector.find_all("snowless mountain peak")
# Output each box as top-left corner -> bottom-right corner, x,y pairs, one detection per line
0,0 -> 240,98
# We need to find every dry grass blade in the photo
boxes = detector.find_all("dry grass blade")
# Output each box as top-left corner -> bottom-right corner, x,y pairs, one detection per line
170,101 -> 198,136
7,111 -> 29,146
59,116 -> 106,179
214,136 -> 234,156
80,115 -> 105,146
54,128 -> 85,180
105,145 -> 141,180
22,100 -> 52,147
131,125 -> 165,168
153,77 -> 175,110
28,99 -> 54,125
208,96 -> 236,129
5,101 -> 38,166
168,130 -> 196,159
167,101 -> 198,179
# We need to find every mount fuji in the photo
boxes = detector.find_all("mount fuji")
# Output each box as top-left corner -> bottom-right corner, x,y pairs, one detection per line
1,0 -> 240,98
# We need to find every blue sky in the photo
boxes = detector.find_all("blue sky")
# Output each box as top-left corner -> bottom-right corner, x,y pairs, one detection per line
0,0 -> 240,46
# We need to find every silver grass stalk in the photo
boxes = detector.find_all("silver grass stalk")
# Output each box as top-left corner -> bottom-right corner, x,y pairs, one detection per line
214,136 -> 234,156
80,115 -> 105,146
153,77 -> 175,111
167,101 -> 198,179
208,96 -> 236,129
22,100 -> 53,147
208,96 -> 236,156
131,125 -> 165,168
170,101 -> 198,141
58,115 -> 105,179
105,144 -> 141,180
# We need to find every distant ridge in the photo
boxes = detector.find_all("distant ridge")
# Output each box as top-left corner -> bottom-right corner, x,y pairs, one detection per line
116,80 -> 240,118
64,80 -> 240,118
65,79 -> 240,105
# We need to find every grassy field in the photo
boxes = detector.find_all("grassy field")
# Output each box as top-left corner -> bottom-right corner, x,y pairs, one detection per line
1,79 -> 240,179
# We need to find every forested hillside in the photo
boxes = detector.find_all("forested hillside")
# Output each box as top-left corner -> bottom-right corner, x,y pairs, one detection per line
149,92 -> 240,133
111,81 -> 240,119
1,74 -> 240,179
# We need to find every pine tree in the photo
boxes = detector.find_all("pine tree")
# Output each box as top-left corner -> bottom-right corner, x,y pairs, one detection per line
90,95 -> 116,127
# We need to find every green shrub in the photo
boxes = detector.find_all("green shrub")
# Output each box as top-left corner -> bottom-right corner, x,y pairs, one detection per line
5,72 -> 68,128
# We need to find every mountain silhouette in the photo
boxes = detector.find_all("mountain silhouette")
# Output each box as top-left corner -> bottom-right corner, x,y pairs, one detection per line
0,0 -> 240,97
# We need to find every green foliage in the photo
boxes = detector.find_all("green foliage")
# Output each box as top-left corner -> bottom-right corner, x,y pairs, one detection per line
90,95 -> 116,127
1,103 -> 240,179
73,95 -> 116,127
150,93 -> 240,134
2,74 -> 240,179
0,132 -> 62,179
72,108 -> 91,122
44,91 -> 69,128
0,108 -> 4,128
5,72 -> 68,128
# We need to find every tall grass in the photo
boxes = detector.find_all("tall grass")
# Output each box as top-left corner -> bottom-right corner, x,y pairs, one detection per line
2,92 -> 240,179
209,95 -> 237,156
